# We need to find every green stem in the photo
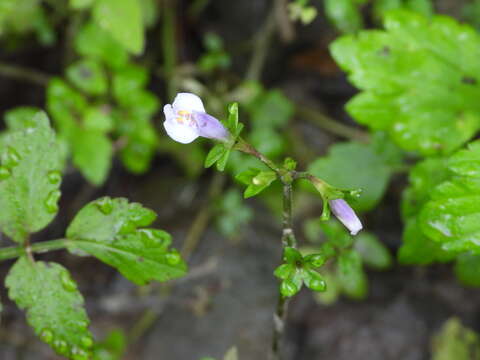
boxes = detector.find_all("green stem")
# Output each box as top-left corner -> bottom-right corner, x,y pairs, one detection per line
234,137 -> 282,174
296,105 -> 370,143
0,239 -> 70,262
0,62 -> 50,86
163,0 -> 178,99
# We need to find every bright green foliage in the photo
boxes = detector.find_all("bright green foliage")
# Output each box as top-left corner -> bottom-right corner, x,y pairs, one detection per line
215,189 -> 253,239
75,22 -> 128,69
93,0 -> 144,54
4,106 -> 43,131
432,318 -> 480,360
70,0 -> 95,10
337,249 -> 368,299
66,59 -> 108,96
454,253 -> 480,287
308,139 -> 400,212
353,232 -> 392,270
93,329 -> 126,360
419,141 -> 480,254
6,257 -> 93,359
67,197 -> 187,285
324,0 -> 365,33
236,168 -> 277,198
373,0 -> 433,20
288,0 -> 318,25
0,112 -> 63,243
331,10 -> 480,156
274,247 -> 327,297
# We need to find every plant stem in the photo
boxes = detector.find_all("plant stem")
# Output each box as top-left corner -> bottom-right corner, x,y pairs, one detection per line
296,105 -> 370,143
0,62 -> 50,86
234,137 -> 282,174
0,239 -> 70,262
163,0 -> 178,100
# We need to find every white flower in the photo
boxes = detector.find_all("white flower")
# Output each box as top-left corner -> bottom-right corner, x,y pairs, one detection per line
329,199 -> 363,235
163,93 -> 229,144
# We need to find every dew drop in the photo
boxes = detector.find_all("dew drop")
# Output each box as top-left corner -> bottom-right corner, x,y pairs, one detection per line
40,328 -> 54,344
80,336 -> 94,349
44,189 -> 61,213
60,272 -> 77,292
71,346 -> 89,360
166,250 -> 181,265
47,170 -> 62,185
53,339 -> 69,356
0,166 -> 11,180
1,146 -> 21,168
96,197 -> 113,215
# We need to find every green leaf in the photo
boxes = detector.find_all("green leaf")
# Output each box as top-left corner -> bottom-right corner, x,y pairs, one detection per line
274,264 -> 295,280
120,139 -> 156,174
83,105 -> 114,133
66,59 -> 108,96
93,0 -> 144,54
454,253 -> 480,287
0,112 -> 63,243
70,0 -> 94,9
216,149 -> 231,172
204,144 -> 226,168
304,253 -> 327,268
75,22 -> 128,69
215,188 -> 253,239
307,141 -> 394,211
93,329 -> 126,360
354,232 -> 392,270
337,249 -> 367,299
373,0 -> 433,20
227,102 -> 239,132
4,106 -> 43,131
280,269 -> 303,298
236,168 -> 277,198
398,218 -> 454,265
112,64 -> 149,105
67,197 -> 187,285
302,268 -> 327,292
250,90 -> 293,130
283,247 -> 303,264
331,10 -> 480,155
432,318 -> 480,360
313,270 -> 340,305
72,130 -> 113,186
6,257 -> 93,359
324,0 -> 364,33
320,220 -> 354,249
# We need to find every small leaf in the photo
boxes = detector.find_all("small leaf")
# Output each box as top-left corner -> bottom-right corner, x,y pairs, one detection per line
112,64 -> 149,105
93,329 -> 126,360
337,249 -> 368,299
227,102 -> 239,132
303,268 -> 327,292
0,112 -> 63,243
67,197 -> 187,285
324,0 -> 364,33
454,253 -> 480,287
283,247 -> 303,264
93,0 -> 144,54
205,144 -> 226,168
6,257 -> 93,358
216,149 -> 231,171
354,232 -> 393,270
304,253 -> 327,268
236,168 -> 277,198
274,263 -> 295,280
432,318 -> 480,360
66,59 -> 108,96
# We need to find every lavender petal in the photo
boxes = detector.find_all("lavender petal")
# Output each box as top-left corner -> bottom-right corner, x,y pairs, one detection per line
192,112 -> 230,141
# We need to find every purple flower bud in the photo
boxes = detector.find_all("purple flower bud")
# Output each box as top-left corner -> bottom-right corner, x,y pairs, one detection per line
329,199 -> 363,235
163,93 -> 230,144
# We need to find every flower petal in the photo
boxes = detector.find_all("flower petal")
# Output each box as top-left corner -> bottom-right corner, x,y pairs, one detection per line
329,199 -> 363,235
192,112 -> 229,141
172,93 -> 205,113
163,120 -> 199,144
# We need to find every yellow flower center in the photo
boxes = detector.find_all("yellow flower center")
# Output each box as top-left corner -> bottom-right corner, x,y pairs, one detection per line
176,110 -> 192,124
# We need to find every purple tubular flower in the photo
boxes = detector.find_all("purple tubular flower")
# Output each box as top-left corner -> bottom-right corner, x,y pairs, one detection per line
192,111 -> 230,141
163,93 -> 230,144
329,199 -> 363,235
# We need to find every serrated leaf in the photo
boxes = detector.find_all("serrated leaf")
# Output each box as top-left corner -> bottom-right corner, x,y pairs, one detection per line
6,257 -> 93,358
354,232 -> 393,270
454,253 -> 480,287
337,249 -> 367,299
0,112 -> 63,243
331,10 -> 480,155
72,130 -> 113,186
66,59 -> 108,96
67,197 -> 186,285
308,141 -> 394,212
75,22 -> 128,69
93,0 -> 144,54
448,141 -> 480,177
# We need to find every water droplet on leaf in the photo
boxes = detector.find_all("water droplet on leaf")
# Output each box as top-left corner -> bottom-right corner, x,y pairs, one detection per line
40,328 -> 54,344
60,272 -> 77,292
0,166 -> 11,180
47,170 -> 62,185
96,197 -> 113,215
1,146 -> 21,168
44,189 -> 61,213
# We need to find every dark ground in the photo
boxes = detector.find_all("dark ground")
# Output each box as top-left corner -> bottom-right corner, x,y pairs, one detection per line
1,0 -> 480,359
